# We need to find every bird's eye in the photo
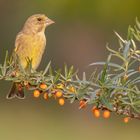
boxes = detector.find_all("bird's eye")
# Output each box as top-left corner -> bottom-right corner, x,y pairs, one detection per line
37,18 -> 42,21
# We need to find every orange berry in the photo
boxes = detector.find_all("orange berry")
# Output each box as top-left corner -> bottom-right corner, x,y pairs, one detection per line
55,91 -> 63,98
103,110 -> 111,119
58,98 -> 65,106
43,93 -> 48,100
69,86 -> 76,93
92,107 -> 100,118
33,90 -> 40,98
79,100 -> 87,109
123,117 -> 129,123
40,83 -> 47,90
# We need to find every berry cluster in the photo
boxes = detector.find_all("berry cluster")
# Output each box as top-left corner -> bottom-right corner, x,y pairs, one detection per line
32,83 -> 65,106
24,82 -> 130,123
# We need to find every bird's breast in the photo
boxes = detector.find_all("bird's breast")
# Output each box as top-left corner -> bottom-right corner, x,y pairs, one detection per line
30,33 -> 46,69
15,32 -> 46,70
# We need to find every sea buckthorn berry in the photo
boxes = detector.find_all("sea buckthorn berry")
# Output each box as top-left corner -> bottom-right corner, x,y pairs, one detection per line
58,98 -> 65,106
92,107 -> 100,118
123,117 -> 129,123
103,110 -> 111,119
43,93 -> 48,100
55,91 -> 63,98
40,83 -> 47,90
69,86 -> 76,93
33,90 -> 40,98
79,100 -> 87,109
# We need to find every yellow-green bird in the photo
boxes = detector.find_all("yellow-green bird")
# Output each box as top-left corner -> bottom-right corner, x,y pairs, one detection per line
7,14 -> 54,99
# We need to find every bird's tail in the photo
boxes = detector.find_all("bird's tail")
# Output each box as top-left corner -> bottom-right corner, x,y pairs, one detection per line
7,83 -> 25,99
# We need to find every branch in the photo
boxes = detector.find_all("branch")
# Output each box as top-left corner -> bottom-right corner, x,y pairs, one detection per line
1,18 -> 140,122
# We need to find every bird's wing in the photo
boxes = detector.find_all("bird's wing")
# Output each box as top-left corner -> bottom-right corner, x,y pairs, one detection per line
13,32 -> 33,69
14,32 -> 26,53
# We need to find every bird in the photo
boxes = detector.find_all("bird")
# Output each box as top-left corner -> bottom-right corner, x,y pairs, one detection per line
7,14 -> 54,99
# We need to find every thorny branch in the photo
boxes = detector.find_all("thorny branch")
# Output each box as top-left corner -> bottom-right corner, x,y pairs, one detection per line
0,18 -> 140,121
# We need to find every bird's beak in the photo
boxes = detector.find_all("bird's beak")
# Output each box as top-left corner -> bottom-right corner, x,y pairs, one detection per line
46,18 -> 55,26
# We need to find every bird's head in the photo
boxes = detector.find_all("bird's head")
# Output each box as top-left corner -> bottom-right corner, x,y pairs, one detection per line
23,14 -> 55,34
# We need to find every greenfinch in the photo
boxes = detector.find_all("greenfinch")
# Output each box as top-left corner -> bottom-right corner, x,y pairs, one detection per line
7,14 -> 54,99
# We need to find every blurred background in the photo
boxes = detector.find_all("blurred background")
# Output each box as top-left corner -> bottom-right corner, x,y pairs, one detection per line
0,0 -> 140,140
